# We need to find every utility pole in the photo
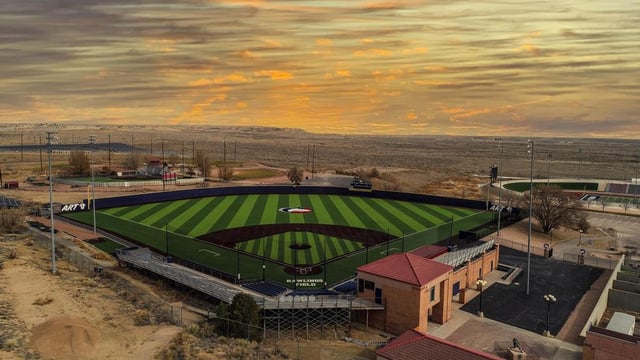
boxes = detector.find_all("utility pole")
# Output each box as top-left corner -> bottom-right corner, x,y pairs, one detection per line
46,131 -> 58,274
89,135 -> 97,234
526,139 -> 534,296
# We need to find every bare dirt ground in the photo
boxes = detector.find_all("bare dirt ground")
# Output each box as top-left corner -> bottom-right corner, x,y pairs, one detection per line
0,124 -> 637,359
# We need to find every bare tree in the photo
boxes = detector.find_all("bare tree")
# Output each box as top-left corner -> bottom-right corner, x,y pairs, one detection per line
194,150 -> 211,177
68,151 -> 90,175
217,165 -> 234,181
286,166 -> 303,185
524,185 -> 588,233
125,152 -> 144,170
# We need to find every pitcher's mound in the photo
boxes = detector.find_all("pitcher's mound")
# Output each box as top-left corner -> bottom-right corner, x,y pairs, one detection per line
31,316 -> 101,360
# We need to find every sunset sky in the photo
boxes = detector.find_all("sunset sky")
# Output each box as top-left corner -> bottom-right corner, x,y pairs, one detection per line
1,1 -> 639,137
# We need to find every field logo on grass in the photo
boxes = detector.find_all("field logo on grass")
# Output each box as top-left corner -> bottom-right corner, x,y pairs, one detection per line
278,207 -> 313,214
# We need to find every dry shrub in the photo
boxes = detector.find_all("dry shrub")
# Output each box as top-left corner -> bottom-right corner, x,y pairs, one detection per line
155,332 -> 200,360
32,296 -> 53,306
0,208 -> 26,233
133,309 -> 150,326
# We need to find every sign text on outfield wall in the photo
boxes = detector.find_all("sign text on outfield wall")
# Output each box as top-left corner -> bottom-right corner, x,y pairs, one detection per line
60,203 -> 87,212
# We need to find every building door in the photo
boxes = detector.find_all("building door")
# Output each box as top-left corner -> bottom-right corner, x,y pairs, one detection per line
452,281 -> 460,296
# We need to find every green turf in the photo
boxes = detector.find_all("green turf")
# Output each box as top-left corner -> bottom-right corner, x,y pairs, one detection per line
64,193 -> 490,289
504,181 -> 598,192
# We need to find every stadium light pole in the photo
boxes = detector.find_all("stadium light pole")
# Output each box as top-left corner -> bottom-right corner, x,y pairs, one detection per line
526,139 -> 534,296
46,131 -> 58,274
89,135 -> 97,234
496,138 -> 504,238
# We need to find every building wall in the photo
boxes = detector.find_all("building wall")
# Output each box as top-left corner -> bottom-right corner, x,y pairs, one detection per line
449,246 -> 500,304
356,271 -> 452,335
583,329 -> 640,360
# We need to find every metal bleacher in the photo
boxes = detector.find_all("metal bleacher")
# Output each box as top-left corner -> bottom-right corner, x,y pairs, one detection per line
116,247 -> 241,304
115,247 -> 384,311
242,281 -> 289,297
435,239 -> 495,269
0,195 -> 22,209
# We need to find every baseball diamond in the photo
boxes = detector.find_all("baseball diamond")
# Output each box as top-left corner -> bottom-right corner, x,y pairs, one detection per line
63,188 -> 494,289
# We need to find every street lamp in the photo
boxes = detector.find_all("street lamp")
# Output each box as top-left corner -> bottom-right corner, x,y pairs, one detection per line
526,139 -> 534,296
89,135 -> 97,234
578,229 -> 583,246
543,294 -> 557,337
46,131 -> 58,274
476,279 -> 488,318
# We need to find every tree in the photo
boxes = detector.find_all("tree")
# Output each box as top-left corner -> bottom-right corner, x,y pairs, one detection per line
68,151 -> 90,175
525,185 -> 587,233
217,165 -> 234,181
125,152 -> 144,170
214,293 -> 262,341
286,166 -> 303,185
194,150 -> 211,178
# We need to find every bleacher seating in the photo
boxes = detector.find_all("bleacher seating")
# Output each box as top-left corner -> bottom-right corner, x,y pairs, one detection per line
333,279 -> 357,294
243,281 -> 289,297
289,288 -> 337,297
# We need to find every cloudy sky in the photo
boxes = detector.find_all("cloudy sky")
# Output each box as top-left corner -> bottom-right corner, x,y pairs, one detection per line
1,1 -> 639,137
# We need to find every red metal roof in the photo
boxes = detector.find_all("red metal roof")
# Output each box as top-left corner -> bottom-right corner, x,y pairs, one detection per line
377,329 -> 503,360
357,253 -> 452,287
410,244 -> 448,259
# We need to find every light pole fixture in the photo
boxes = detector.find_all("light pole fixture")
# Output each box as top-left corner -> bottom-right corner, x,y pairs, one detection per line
543,294 -> 557,337
496,138 -> 504,238
46,131 -> 58,274
89,135 -> 97,234
476,279 -> 488,318
526,139 -> 534,296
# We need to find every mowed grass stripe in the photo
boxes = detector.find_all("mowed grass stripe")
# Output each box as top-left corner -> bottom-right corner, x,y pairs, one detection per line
347,197 -> 403,235
179,197 -> 225,236
203,195 -> 248,234
147,199 -> 197,228
318,195 -> 351,227
344,196 -> 390,233
227,194 -> 259,229
167,198 -> 213,234
245,194 -> 269,226
260,194 -> 279,224
115,202 -> 162,221
104,205 -> 140,217
365,198 -> 422,234
298,194 -> 321,224
287,194 -> 306,225
305,194 -> 333,225
327,195 -> 367,229
130,202 -> 174,223
392,201 -> 439,228
385,200 -> 438,230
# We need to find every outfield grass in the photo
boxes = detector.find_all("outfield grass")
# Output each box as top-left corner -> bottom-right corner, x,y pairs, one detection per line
504,181 -> 598,192
64,193 -> 489,288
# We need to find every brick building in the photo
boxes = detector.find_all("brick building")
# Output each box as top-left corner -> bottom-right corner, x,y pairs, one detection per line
355,242 -> 500,335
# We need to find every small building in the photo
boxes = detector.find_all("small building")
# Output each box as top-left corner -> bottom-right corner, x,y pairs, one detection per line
3,181 -> 19,189
355,253 -> 454,335
376,329 -> 502,360
355,241 -> 499,335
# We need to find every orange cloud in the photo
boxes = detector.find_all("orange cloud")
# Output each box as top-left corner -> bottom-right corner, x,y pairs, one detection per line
188,73 -> 252,86
253,70 -> 294,80
354,48 -> 393,57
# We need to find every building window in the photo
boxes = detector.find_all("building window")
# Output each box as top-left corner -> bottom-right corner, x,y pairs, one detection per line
358,279 -> 364,292
430,286 -> 436,302
365,280 -> 375,290
478,268 -> 482,279
375,288 -> 382,304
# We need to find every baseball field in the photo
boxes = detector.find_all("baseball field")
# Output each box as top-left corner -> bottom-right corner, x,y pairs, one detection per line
63,192 -> 494,289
